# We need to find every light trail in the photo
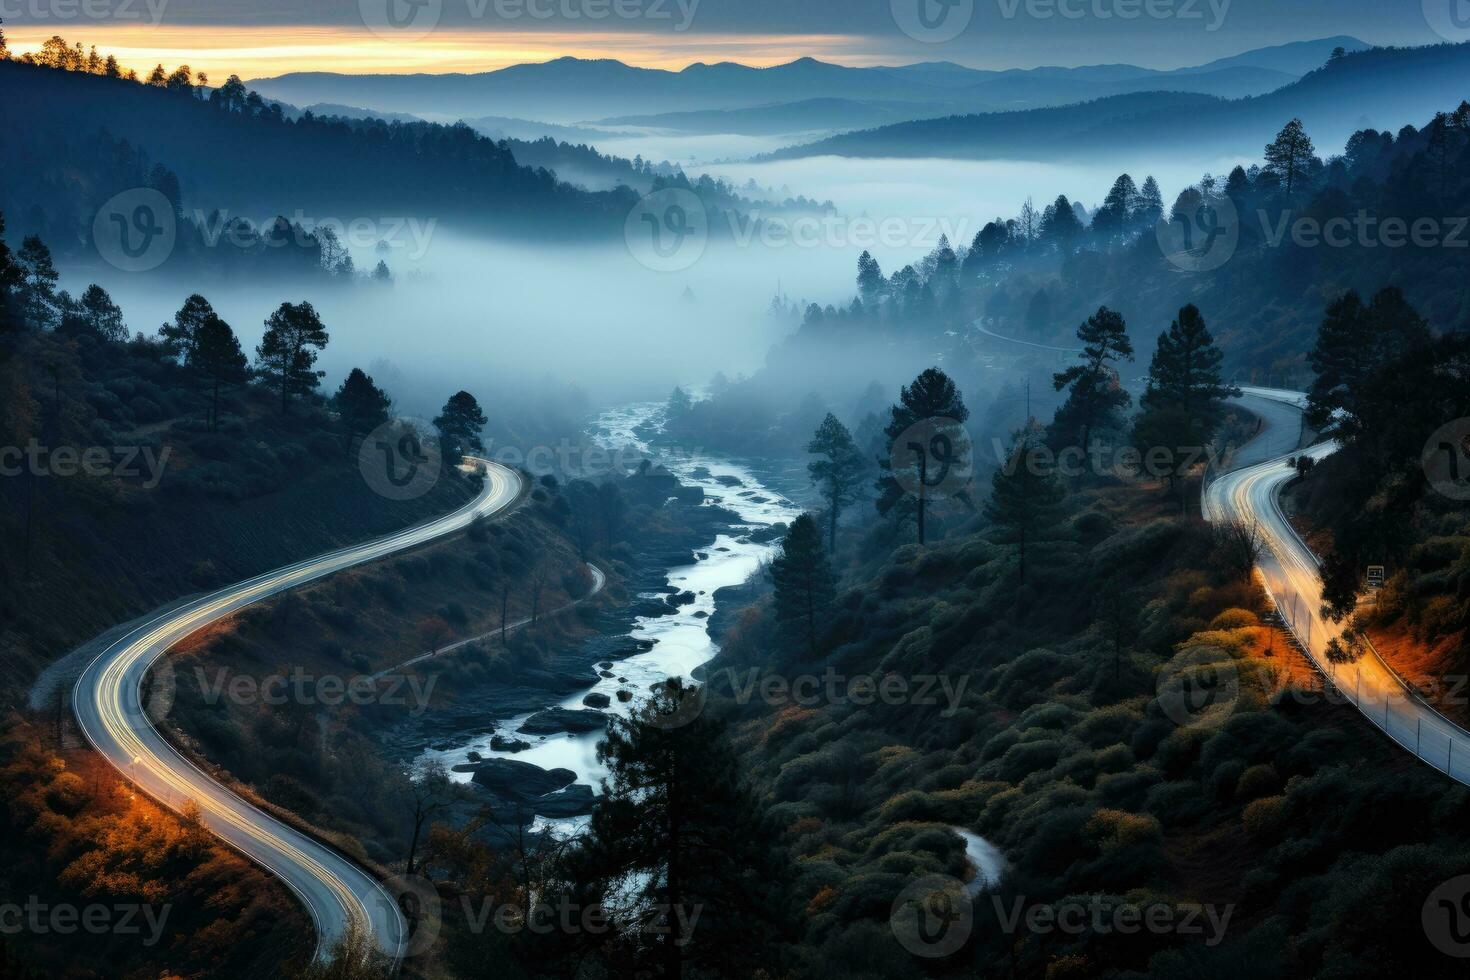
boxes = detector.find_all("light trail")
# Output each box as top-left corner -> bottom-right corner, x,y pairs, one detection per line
73,461 -> 525,964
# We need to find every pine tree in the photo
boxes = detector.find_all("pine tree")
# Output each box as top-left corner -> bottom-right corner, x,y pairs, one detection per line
1050,306 -> 1134,479
1307,288 -> 1430,440
1264,118 -> 1316,196
770,514 -> 836,658
1040,194 -> 1083,248
856,250 -> 885,305
1092,174 -> 1138,241
433,390 -> 487,464
876,367 -> 970,545
569,680 -> 794,979
332,367 -> 392,452
1133,176 -> 1164,227
75,284 -> 126,341
16,236 -> 59,329
984,428 -> 1066,585
254,301 -> 328,412
1135,305 -> 1240,506
807,413 -> 866,553
161,293 -> 216,362
194,314 -> 248,431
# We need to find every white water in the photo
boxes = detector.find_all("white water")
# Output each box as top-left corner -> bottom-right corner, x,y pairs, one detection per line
953,828 -> 1007,896
417,400 -> 802,827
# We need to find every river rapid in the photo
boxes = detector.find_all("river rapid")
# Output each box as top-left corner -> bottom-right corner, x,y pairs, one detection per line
416,401 -> 803,828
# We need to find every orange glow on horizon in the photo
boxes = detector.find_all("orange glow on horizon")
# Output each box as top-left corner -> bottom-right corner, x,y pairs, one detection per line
5,24 -> 881,80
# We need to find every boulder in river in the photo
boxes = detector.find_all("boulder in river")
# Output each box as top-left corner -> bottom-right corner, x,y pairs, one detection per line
715,475 -> 744,488
534,784 -> 596,818
466,759 -> 575,800
583,692 -> 612,709
518,707 -> 609,735
666,591 -> 697,608
747,523 -> 788,544
490,735 -> 531,753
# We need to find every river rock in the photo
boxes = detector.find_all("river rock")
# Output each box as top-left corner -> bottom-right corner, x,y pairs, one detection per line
666,591 -> 697,608
715,475 -> 744,487
518,707 -> 609,735
490,735 -> 531,753
534,784 -> 596,818
747,523 -> 788,544
583,692 -> 612,709
467,759 -> 576,800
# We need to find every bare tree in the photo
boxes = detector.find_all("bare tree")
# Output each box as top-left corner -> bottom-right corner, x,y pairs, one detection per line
1212,519 -> 1264,584
401,759 -> 456,877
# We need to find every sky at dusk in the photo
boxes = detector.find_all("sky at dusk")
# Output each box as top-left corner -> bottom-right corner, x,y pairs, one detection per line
2,0 -> 1459,78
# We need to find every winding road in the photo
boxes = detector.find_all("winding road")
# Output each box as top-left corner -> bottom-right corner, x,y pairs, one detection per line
1206,388 -> 1470,785
72,460 -> 525,965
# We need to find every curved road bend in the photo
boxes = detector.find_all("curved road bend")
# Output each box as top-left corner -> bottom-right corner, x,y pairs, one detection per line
1206,389 -> 1470,786
73,461 -> 525,964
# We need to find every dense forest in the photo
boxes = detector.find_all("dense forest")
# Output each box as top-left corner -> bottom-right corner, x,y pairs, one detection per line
667,101 -> 1470,470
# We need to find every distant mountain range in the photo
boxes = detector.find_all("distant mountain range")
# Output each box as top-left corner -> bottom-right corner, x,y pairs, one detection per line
246,36 -> 1367,134
761,43 -> 1470,163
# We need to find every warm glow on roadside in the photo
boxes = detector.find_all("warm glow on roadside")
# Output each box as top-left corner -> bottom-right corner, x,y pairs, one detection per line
5,24 -> 875,79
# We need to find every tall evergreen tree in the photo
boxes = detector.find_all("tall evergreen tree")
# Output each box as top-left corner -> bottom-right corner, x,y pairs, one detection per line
332,367 -> 392,453
16,236 -> 59,329
1092,174 -> 1138,241
433,390 -> 487,465
877,367 -> 970,545
1135,305 -> 1240,506
1264,118 -> 1317,196
770,514 -> 836,658
569,680 -> 794,979
161,293 -> 216,362
1305,287 -> 1431,440
1133,176 -> 1164,227
254,301 -> 328,412
74,284 -> 126,341
1040,194 -> 1084,248
985,428 -> 1066,585
807,413 -> 866,553
1050,306 -> 1134,476
193,314 -> 248,431
856,250 -> 885,305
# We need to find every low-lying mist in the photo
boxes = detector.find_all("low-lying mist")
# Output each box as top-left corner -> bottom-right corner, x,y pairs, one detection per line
57,150 -> 1260,428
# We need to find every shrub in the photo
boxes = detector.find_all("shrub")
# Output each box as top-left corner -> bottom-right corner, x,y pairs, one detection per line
1210,608 -> 1260,630
1236,763 -> 1282,801
1242,795 -> 1289,839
